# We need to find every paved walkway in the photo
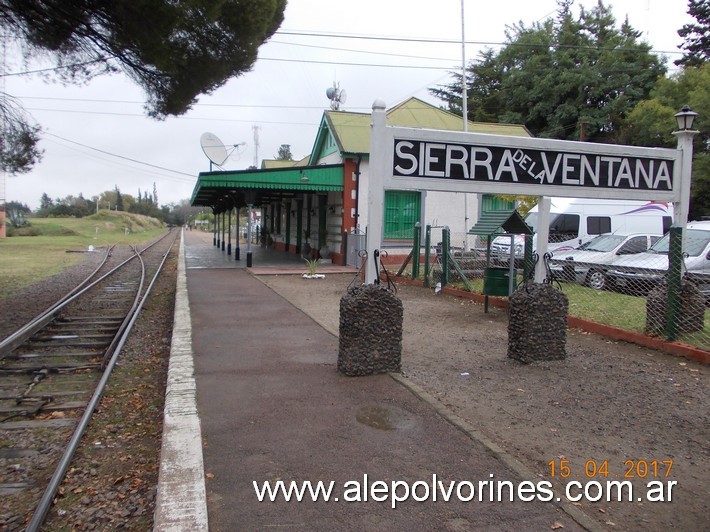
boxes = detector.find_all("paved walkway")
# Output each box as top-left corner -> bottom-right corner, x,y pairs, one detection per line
154,230 -> 589,531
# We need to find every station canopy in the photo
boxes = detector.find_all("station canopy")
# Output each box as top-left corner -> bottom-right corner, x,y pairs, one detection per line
190,164 -> 344,213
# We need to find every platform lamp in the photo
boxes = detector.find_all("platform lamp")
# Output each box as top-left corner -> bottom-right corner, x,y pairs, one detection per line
667,105 -> 699,342
672,105 -> 699,230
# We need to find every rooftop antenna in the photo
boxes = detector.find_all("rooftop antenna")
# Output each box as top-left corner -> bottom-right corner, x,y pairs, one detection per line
200,132 -> 244,171
326,81 -> 347,111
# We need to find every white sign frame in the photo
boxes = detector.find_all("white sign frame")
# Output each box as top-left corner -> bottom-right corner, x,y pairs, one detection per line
366,100 -> 687,284
384,128 -> 680,202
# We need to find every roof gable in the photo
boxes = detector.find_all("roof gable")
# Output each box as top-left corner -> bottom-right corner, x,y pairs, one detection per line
309,97 -> 532,163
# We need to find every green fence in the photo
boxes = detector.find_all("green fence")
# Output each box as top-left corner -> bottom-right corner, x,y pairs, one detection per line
401,225 -> 709,352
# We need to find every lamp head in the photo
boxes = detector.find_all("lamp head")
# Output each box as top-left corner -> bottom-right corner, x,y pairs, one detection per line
675,105 -> 698,131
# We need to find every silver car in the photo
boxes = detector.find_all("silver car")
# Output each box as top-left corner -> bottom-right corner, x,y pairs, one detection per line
549,233 -> 660,290
606,221 -> 710,298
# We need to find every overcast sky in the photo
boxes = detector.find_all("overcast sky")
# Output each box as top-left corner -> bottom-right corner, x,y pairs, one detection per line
3,0 -> 693,210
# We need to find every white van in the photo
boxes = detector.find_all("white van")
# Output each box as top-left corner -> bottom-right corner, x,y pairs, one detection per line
490,198 -> 674,260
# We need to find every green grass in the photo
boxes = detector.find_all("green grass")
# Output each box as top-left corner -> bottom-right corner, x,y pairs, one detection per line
0,211 -> 166,297
414,271 -> 709,350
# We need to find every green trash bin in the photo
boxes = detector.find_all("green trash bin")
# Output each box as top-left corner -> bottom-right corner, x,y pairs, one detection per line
483,267 -> 517,296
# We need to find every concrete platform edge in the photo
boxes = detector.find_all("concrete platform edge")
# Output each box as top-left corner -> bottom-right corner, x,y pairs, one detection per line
153,231 -> 209,531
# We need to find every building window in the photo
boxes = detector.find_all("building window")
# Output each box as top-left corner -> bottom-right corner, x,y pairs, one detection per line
384,190 -> 421,240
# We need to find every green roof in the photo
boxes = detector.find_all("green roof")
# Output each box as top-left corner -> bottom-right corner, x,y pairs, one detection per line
468,210 -> 533,236
309,97 -> 532,162
191,164 -> 343,208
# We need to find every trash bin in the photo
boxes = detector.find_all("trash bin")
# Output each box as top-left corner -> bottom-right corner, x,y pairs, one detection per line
483,267 -> 517,296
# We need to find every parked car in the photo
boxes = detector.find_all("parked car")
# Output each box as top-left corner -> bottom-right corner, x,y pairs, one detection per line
606,221 -> 710,298
549,233 -> 661,290
490,198 -> 673,262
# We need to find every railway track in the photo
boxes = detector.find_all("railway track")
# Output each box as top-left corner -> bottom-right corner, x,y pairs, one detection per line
0,230 -> 179,530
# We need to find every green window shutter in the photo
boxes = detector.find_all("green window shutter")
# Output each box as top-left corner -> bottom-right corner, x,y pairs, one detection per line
384,191 -> 421,240
481,194 -> 516,213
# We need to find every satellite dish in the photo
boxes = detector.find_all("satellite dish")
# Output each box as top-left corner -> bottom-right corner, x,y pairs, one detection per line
200,132 -> 228,167
339,89 -> 347,105
326,86 -> 336,99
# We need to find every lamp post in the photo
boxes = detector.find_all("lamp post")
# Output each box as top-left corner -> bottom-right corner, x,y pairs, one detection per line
666,105 -> 699,342
672,105 -> 699,230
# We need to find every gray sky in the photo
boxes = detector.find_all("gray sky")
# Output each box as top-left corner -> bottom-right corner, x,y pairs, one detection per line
3,0 -> 693,210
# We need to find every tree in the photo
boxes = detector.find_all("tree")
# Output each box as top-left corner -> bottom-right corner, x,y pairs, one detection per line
430,1 -> 665,142
115,186 -> 124,211
620,64 -> 710,219
276,144 -> 293,160
0,95 -> 43,174
676,0 -> 710,67
39,193 -> 53,210
1,0 -> 286,173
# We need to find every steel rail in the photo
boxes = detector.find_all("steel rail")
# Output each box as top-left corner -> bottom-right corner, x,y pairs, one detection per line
0,245 -> 113,356
0,232 -> 172,358
26,233 -> 178,531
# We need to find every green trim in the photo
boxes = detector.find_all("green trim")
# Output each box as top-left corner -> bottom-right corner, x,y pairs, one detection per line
191,164 -> 343,207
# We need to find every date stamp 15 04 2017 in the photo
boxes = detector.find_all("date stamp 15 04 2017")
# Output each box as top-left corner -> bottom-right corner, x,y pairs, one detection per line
548,459 -> 673,479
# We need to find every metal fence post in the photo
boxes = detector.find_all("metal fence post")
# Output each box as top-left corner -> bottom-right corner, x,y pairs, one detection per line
424,225 -> 432,287
442,226 -> 450,287
342,231 -> 348,266
412,223 -> 421,279
665,226 -> 683,342
524,234 -> 534,280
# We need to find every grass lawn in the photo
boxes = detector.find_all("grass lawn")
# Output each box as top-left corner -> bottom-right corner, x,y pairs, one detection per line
415,270 -> 709,351
0,211 -> 166,297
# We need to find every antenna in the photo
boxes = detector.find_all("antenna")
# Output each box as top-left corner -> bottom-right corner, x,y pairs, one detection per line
200,132 -> 245,171
326,81 -> 346,111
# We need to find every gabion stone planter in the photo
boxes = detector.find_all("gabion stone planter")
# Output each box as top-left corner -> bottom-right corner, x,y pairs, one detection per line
508,283 -> 568,363
338,284 -> 403,376
645,279 -> 705,336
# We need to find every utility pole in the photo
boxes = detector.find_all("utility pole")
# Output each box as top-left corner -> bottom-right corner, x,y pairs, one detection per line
252,125 -> 261,168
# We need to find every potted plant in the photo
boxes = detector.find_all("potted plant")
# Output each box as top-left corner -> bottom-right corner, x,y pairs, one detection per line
303,257 -> 325,279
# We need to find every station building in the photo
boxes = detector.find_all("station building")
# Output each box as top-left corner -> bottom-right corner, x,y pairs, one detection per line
190,97 -> 531,265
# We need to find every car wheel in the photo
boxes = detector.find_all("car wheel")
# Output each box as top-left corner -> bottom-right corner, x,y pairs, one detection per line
586,269 -> 606,290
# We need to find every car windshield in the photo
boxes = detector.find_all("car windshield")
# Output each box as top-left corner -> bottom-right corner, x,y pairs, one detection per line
578,234 -> 626,252
685,229 -> 710,256
648,228 -> 710,256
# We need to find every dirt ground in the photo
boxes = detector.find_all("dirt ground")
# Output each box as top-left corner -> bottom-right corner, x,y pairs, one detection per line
259,273 -> 708,531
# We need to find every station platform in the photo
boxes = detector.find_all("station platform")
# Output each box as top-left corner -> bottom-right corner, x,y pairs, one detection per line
153,230 -> 589,531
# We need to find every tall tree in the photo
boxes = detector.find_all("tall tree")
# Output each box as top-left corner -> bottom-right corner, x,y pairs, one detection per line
276,144 -> 293,160
430,1 -> 665,142
1,0 -> 286,174
115,185 -> 124,211
676,0 -> 710,67
39,192 -> 53,210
